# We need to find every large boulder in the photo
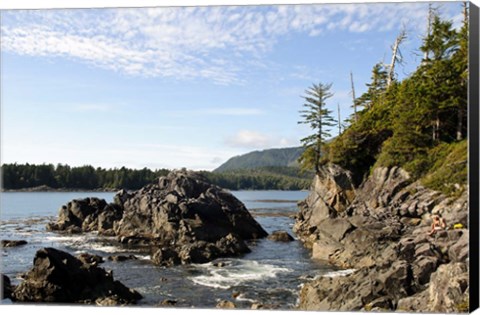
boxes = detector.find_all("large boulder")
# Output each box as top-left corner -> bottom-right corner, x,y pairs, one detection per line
293,164 -> 356,247
113,170 -> 267,242
47,170 -> 267,265
11,248 -> 142,305
267,230 -> 295,242
298,260 -> 413,311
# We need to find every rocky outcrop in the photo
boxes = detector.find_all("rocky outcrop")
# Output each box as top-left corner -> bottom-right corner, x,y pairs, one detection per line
2,274 -> 12,300
1,240 -> 28,247
295,164 -> 469,313
46,197 -> 122,235
47,170 -> 267,265
267,230 -> 294,242
11,248 -> 142,305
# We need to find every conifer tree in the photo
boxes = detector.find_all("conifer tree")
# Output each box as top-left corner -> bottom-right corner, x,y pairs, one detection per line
298,82 -> 337,173
356,63 -> 388,109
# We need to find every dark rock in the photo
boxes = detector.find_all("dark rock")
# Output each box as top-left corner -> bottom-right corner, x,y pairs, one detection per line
267,230 -> 294,242
295,163 -> 469,312
47,170 -> 267,266
2,274 -> 12,300
113,171 -> 264,264
11,247 -> 142,304
412,256 -> 438,287
46,197 -> 122,235
107,255 -> 138,262
76,253 -> 104,266
152,247 -> 181,267
161,299 -> 177,306
1,240 -> 28,247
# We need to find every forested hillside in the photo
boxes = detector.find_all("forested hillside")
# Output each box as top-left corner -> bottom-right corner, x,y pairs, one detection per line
299,6 -> 468,197
214,147 -> 303,172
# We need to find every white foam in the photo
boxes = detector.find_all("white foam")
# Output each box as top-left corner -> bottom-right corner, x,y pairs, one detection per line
137,254 -> 151,260
190,259 -> 292,289
234,294 -> 256,303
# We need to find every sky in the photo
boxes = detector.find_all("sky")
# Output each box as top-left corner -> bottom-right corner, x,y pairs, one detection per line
0,0 -> 466,171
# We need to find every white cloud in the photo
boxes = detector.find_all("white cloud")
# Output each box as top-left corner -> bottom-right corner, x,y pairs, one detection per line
1,3 -> 460,84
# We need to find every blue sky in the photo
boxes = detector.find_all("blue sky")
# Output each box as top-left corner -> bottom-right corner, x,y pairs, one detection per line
0,1 -> 465,170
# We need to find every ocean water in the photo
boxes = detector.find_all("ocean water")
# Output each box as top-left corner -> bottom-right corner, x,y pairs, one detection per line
0,190 -> 335,309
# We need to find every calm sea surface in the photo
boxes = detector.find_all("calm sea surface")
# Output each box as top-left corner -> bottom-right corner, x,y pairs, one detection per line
0,190 -> 336,309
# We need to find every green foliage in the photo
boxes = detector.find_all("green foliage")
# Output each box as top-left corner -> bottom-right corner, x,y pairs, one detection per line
298,82 -> 337,172
421,140 -> 467,196
1,163 -> 311,191
201,166 -> 313,190
1,163 -> 169,190
214,147 -> 303,172
356,63 -> 388,109
321,9 -> 468,191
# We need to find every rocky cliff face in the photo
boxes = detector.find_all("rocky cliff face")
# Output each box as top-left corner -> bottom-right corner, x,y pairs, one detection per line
47,170 -> 267,265
294,164 -> 469,313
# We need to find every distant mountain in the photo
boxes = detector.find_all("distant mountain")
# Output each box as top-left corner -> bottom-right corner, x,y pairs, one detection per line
214,147 -> 304,173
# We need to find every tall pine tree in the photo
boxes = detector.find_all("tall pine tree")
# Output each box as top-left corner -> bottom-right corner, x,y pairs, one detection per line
298,83 -> 337,173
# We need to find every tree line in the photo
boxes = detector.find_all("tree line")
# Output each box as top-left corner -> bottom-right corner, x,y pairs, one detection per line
1,163 -> 170,190
298,4 -> 468,195
1,163 -> 312,191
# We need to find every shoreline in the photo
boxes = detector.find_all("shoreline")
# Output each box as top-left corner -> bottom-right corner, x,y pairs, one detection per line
1,186 -> 119,193
1,186 -> 309,193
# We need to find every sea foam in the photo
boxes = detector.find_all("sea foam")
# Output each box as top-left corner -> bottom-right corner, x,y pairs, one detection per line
190,259 -> 292,289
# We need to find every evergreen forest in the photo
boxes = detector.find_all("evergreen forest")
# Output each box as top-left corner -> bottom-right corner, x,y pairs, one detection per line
298,5 -> 469,197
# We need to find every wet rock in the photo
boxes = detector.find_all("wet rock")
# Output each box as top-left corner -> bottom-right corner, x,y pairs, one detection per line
152,247 -> 181,266
161,299 -> 177,306
46,198 -> 122,235
76,253 -> 104,266
267,230 -> 294,242
1,240 -> 28,247
47,170 -> 267,266
107,254 -> 138,262
1,274 -> 12,300
216,300 -> 236,309
11,247 -> 142,304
